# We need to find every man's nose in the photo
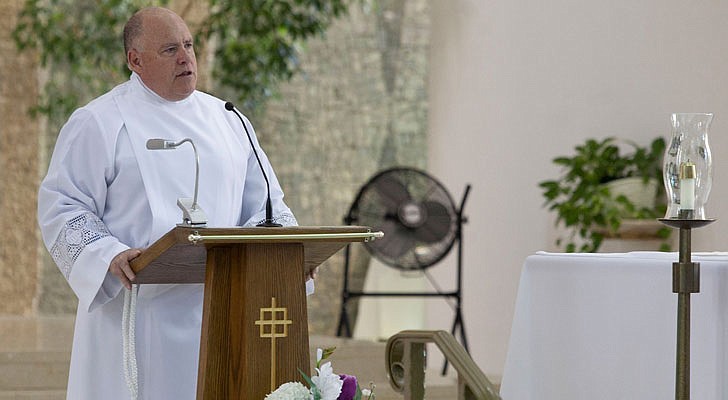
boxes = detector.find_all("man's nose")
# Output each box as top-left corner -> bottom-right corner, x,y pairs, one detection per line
177,48 -> 192,64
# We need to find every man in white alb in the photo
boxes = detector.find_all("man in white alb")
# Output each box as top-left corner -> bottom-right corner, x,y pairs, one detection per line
37,6 -> 305,400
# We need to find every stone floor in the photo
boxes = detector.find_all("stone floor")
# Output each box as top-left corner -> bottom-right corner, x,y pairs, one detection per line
0,316 -> 469,400
0,316 -> 72,400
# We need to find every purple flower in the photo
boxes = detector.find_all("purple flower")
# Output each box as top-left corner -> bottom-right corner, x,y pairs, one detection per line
338,374 -> 358,400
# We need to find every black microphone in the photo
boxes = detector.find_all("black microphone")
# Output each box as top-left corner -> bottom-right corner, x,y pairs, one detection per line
225,101 -> 282,227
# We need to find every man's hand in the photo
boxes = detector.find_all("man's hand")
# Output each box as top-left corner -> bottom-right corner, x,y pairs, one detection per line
109,248 -> 142,290
306,266 -> 319,281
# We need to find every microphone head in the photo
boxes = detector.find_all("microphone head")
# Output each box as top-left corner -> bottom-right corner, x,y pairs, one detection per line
146,138 -> 172,150
224,102 -> 235,111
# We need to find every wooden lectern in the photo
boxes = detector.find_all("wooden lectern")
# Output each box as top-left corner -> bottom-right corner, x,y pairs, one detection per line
129,226 -> 381,399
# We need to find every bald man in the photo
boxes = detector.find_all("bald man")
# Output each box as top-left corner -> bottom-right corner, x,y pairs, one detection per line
38,7 -> 298,399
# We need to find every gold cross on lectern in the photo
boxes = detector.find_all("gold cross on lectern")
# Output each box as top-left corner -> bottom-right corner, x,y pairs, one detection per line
255,297 -> 293,392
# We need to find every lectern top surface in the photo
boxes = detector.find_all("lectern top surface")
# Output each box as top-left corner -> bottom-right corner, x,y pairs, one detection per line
129,226 -> 377,284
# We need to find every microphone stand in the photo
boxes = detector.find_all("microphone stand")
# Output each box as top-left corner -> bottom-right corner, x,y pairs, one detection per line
146,138 -> 208,226
225,102 -> 282,227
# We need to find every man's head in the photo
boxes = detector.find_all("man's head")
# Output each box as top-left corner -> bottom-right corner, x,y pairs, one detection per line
124,7 -> 197,101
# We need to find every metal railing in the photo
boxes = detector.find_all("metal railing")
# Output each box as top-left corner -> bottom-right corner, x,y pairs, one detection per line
385,330 -> 502,400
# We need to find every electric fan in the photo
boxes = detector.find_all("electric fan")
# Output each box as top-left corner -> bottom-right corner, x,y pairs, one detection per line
347,167 -> 459,270
337,167 -> 471,363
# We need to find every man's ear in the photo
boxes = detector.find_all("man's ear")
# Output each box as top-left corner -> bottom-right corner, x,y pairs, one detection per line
127,49 -> 142,73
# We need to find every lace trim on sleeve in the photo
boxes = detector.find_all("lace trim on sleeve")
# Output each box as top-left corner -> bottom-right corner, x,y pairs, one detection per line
246,211 -> 299,227
50,212 -> 111,279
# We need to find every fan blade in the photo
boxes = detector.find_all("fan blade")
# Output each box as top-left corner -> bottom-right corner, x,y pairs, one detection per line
413,201 -> 454,243
373,174 -> 411,213
367,219 -> 416,260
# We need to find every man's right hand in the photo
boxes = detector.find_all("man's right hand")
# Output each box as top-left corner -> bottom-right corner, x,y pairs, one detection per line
109,248 -> 142,290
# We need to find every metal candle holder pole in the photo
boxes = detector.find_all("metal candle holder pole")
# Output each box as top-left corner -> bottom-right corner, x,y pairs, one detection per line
658,218 -> 715,400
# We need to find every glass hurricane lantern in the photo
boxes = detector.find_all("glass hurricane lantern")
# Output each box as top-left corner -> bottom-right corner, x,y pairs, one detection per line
659,112 -> 715,400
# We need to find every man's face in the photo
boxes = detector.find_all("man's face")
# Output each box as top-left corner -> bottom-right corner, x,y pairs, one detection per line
127,11 -> 197,101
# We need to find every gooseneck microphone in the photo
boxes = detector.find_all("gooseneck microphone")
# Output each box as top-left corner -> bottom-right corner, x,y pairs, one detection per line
146,138 -> 208,226
224,102 -> 282,227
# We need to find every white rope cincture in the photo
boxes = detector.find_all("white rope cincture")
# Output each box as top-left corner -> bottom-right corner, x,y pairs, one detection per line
122,284 -> 139,400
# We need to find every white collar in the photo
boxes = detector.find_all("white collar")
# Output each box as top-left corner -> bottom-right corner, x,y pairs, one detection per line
130,72 -> 194,105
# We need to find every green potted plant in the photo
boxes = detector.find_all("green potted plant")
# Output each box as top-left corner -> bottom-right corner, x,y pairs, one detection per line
539,137 -> 671,252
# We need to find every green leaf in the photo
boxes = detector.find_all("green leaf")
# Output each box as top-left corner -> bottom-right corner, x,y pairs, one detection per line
298,367 -> 317,395
318,346 -> 336,367
353,384 -> 363,400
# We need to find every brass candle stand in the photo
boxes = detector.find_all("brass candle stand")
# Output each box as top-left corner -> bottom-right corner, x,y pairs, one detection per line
659,217 -> 715,400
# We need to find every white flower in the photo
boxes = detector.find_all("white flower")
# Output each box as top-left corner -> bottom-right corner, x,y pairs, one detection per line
265,381 -> 312,400
362,388 -> 372,396
311,362 -> 343,400
317,348 -> 323,364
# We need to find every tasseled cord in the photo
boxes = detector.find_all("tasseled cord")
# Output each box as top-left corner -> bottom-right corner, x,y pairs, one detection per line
122,285 -> 139,400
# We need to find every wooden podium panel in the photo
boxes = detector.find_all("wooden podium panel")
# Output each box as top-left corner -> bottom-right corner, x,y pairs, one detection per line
198,243 -> 308,399
128,226 -> 378,400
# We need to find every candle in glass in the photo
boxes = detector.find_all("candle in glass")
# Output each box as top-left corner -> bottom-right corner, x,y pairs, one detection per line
679,161 -> 696,219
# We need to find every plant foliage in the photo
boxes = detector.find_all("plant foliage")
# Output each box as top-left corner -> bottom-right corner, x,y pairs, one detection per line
539,137 -> 670,252
12,0 -> 349,127
201,0 -> 348,109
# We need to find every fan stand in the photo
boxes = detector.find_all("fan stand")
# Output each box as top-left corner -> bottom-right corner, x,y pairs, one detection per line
336,184 -> 472,372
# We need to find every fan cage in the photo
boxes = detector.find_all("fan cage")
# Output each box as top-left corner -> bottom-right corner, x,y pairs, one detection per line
346,167 -> 459,270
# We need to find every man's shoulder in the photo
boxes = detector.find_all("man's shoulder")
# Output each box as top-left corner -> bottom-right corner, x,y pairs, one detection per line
65,81 -> 130,137
193,90 -> 226,107
192,91 -> 248,127
83,80 -> 132,113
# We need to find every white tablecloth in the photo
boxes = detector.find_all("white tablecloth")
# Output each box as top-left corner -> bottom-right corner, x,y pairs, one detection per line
500,251 -> 728,400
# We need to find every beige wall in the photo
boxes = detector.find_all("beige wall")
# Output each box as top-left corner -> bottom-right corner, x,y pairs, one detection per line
427,0 -> 728,379
0,0 -> 40,315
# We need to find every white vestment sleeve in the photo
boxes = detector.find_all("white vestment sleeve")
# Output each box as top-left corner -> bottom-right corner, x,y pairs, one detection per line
38,108 -> 129,312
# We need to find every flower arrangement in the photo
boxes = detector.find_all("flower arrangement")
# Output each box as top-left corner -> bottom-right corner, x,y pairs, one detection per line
265,347 -> 376,400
